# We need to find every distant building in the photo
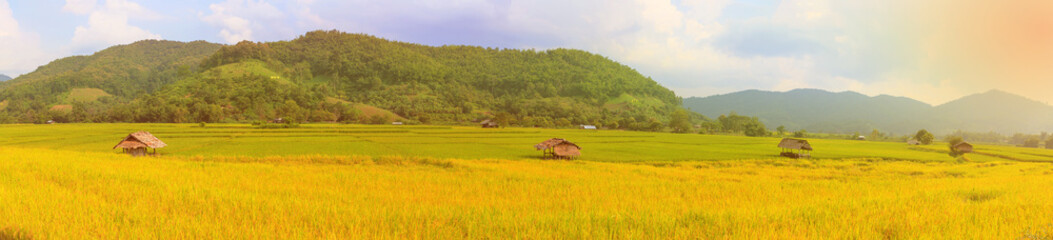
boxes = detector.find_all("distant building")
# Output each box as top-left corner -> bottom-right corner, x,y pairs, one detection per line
907,139 -> 921,145
778,138 -> 812,159
480,119 -> 499,128
113,131 -> 167,156
391,122 -> 403,125
580,125 -> 597,130
270,118 -> 285,124
45,120 -> 55,124
856,135 -> 866,141
954,142 -> 974,153
534,138 -> 581,160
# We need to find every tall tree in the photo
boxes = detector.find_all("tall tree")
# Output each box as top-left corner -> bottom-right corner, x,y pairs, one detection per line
868,129 -> 885,141
914,129 -> 934,145
668,109 -> 692,133
1024,137 -> 1040,148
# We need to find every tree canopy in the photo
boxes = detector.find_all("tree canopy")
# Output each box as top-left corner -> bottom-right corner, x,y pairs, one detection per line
0,31 -> 703,130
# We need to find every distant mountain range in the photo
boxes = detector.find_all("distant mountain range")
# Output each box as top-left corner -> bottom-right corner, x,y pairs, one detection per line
684,89 -> 1053,135
0,74 -> 10,81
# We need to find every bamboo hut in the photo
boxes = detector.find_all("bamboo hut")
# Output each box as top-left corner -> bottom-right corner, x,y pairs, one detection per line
777,138 -> 812,159
534,138 -> 581,159
113,131 -> 167,156
953,142 -> 973,153
480,119 -> 499,128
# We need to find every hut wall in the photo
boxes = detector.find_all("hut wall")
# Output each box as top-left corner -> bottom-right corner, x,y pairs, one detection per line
129,147 -> 147,156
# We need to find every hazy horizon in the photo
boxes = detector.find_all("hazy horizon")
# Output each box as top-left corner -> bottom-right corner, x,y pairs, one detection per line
2,0 -> 1052,105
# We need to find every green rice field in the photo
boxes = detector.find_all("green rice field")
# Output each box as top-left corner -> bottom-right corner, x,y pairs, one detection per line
2,123 -> 1048,162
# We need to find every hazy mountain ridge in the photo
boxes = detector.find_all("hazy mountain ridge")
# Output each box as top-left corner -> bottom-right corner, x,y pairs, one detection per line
0,74 -> 10,81
685,89 -> 1053,135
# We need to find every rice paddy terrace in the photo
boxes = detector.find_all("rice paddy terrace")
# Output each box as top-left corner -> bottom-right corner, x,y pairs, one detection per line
2,123 -> 1053,238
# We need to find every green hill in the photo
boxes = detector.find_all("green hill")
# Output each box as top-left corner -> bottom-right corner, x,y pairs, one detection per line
0,31 -> 684,128
180,30 -> 680,125
0,40 -> 223,122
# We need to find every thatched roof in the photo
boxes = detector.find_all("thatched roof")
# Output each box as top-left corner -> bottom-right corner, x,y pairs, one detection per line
113,131 -> 167,149
554,143 -> 581,157
535,138 -> 578,150
535,138 -> 581,157
778,138 -> 812,151
954,142 -> 973,153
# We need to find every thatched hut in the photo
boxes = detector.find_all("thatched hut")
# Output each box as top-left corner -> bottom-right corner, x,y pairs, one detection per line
953,142 -> 973,153
480,119 -> 499,128
907,139 -> 921,145
113,131 -> 166,156
534,138 -> 581,159
778,138 -> 812,159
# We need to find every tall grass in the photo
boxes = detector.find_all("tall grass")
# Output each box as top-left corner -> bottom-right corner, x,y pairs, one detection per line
1,147 -> 1052,238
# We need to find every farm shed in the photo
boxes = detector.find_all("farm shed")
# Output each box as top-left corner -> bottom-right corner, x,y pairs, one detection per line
907,139 -> 921,145
954,142 -> 973,153
778,138 -> 812,159
535,138 -> 581,159
580,125 -> 597,130
113,131 -> 167,156
480,119 -> 499,128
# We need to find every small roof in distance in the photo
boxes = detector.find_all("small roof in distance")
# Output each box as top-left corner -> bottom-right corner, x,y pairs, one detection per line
535,138 -> 581,151
778,138 -> 812,151
113,131 -> 167,149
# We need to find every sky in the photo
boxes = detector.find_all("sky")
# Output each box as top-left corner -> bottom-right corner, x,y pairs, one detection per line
1,0 -> 1052,105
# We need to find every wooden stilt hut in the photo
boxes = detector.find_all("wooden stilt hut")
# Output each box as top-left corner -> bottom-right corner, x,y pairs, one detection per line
113,131 -> 167,156
534,138 -> 581,160
778,138 -> 812,159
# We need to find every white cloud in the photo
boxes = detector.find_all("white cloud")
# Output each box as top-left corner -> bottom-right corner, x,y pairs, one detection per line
293,1 -> 330,29
67,0 -> 162,53
0,0 -> 56,76
62,0 -> 97,15
199,0 -> 284,44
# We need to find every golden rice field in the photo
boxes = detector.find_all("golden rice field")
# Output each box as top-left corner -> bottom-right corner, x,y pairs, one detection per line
2,124 -> 1053,239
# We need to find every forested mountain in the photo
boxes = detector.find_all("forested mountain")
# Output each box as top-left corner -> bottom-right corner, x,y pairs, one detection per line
0,30 -> 682,128
0,40 -> 223,122
684,89 -> 1053,135
0,74 -> 10,81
